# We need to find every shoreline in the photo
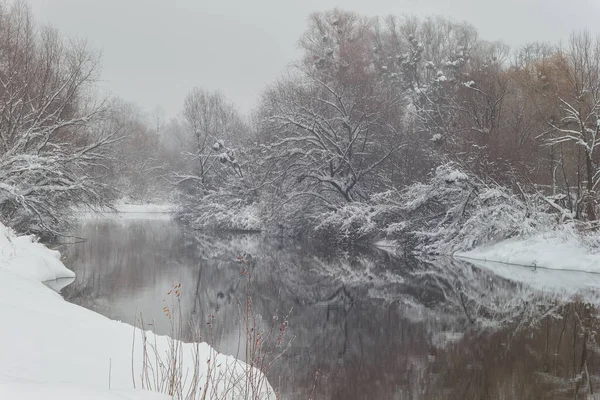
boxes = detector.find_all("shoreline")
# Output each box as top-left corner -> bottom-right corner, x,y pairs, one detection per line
0,220 -> 274,399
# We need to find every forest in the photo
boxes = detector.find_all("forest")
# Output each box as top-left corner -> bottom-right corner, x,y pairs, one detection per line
1,2 -> 598,254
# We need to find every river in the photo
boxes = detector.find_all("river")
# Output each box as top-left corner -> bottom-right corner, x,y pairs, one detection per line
57,215 -> 600,399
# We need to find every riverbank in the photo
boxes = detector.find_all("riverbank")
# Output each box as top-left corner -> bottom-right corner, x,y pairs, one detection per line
75,201 -> 174,221
455,228 -> 600,274
0,222 -> 273,399
115,202 -> 174,214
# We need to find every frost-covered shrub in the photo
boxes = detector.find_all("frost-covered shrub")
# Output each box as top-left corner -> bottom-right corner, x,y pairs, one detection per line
547,220 -> 600,251
178,196 -> 261,232
380,163 -> 554,254
263,163 -> 545,251
258,193 -> 331,239
422,187 -> 547,254
176,185 -> 262,232
174,140 -> 264,233
314,203 -> 380,246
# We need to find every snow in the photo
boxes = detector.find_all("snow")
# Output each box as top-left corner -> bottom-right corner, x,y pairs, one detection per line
0,222 -> 274,399
431,133 -> 443,142
374,239 -> 403,256
185,201 -> 262,232
114,203 -> 173,214
374,239 -> 399,249
439,169 -> 468,183
456,230 -> 600,274
454,256 -> 600,296
0,223 -> 74,282
0,378 -> 170,400
76,202 -> 173,221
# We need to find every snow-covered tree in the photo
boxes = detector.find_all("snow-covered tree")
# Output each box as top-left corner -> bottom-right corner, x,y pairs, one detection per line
260,10 -> 407,208
172,88 -> 257,231
0,2 -> 118,236
100,99 -> 170,202
538,31 -> 600,220
374,18 -> 519,182
175,88 -> 246,192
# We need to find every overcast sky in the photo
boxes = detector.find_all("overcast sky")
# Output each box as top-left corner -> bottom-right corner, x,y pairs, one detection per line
26,0 -> 600,119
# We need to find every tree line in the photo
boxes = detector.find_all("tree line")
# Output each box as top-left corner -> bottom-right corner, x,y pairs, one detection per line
173,10 -> 600,246
3,3 -> 600,246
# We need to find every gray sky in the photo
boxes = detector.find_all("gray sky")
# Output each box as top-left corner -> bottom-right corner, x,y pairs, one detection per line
27,0 -> 600,118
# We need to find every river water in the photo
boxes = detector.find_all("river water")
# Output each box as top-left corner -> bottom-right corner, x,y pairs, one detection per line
58,216 -> 600,399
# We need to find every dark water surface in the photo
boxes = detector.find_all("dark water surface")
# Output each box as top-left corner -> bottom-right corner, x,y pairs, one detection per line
59,217 -> 600,399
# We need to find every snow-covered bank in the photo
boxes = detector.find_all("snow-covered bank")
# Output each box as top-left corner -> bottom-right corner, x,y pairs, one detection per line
0,224 -> 274,399
115,203 -> 173,214
455,231 -> 600,274
0,377 -> 169,400
0,224 -> 74,282
75,202 -> 173,221
454,256 -> 600,295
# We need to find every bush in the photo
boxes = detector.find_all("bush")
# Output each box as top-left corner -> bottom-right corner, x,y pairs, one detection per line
177,186 -> 262,233
381,163 -> 554,254
314,203 -> 380,246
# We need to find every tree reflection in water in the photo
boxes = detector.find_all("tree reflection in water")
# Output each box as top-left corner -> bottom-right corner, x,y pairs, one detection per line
59,219 -> 600,399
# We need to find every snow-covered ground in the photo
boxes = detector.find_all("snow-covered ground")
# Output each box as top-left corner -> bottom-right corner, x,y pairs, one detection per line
0,377 -> 169,400
456,230 -> 600,274
75,201 -> 173,221
115,202 -> 173,214
455,256 -> 600,295
0,223 -> 274,399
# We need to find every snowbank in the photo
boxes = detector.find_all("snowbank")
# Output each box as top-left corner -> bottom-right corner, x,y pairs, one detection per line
456,230 -> 600,274
0,223 -> 274,399
0,377 -> 169,400
115,202 -> 173,214
75,202 -> 173,221
454,256 -> 600,296
0,223 -> 74,282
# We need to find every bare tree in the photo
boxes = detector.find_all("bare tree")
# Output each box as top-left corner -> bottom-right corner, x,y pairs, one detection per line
538,31 -> 600,220
98,99 -> 170,202
260,10 -> 406,206
0,2 -> 119,235
176,88 -> 245,190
